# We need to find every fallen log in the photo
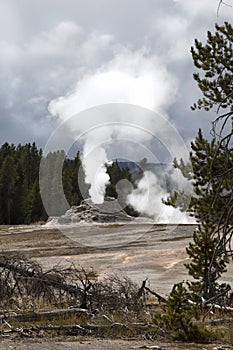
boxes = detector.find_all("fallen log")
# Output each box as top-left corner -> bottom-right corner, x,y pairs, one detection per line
34,322 -> 129,331
1,321 -> 156,336
206,317 -> 233,325
6,308 -> 90,323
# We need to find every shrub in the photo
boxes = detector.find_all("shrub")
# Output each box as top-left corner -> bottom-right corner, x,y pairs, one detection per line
154,282 -> 216,342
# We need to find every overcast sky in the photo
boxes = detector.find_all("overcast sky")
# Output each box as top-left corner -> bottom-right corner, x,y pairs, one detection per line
0,0 -> 233,153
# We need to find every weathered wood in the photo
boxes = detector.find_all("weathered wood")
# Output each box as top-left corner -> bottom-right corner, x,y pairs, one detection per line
0,256 -> 83,297
208,317 -> 233,325
131,346 -> 162,349
34,322 -> 129,331
192,299 -> 233,312
137,279 -> 166,304
6,308 -> 90,322
1,319 -> 157,337
144,286 -> 166,303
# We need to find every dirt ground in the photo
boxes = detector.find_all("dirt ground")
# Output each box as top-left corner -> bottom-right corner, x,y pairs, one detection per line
0,223 -> 232,349
0,223 -> 232,296
0,337 -> 231,350
0,223 -> 197,297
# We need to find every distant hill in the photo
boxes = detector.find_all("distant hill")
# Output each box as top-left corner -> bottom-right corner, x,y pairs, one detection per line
114,160 -> 168,179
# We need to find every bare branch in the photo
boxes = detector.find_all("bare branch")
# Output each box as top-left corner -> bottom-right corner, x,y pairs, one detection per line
217,0 -> 233,16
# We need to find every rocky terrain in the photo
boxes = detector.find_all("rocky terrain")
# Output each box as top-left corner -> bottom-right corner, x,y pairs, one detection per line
47,197 -> 134,225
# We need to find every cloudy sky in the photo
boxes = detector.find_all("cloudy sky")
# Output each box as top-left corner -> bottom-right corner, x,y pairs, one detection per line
0,0 -> 233,154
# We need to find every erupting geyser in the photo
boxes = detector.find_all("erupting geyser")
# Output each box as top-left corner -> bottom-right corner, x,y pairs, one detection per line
47,196 -> 133,225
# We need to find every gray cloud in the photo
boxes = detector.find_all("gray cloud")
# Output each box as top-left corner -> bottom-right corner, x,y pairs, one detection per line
0,0 -> 232,149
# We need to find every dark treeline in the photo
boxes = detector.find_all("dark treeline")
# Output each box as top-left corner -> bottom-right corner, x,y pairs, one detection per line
0,142 -> 46,225
0,142 -> 134,225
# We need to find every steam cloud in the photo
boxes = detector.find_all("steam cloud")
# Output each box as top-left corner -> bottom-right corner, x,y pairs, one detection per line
48,47 -> 192,220
82,137 -> 110,203
127,170 -> 194,224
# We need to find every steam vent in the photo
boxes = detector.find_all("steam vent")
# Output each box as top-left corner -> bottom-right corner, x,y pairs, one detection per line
50,197 -> 133,224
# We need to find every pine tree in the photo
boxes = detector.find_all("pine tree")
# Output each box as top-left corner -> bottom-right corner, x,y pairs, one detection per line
40,150 -> 69,216
9,142 -> 43,223
185,223 -> 229,302
0,143 -> 16,162
27,179 -> 47,223
75,152 -> 89,202
106,160 -> 122,198
106,161 -> 137,216
191,22 -> 233,112
165,128 -> 233,224
62,160 -> 75,205
165,130 -> 232,302
165,22 -> 233,304
62,152 -> 87,206
0,155 -> 17,224
154,282 -> 202,341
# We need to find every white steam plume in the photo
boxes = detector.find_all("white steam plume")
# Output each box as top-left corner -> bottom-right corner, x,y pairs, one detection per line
127,170 -> 195,224
48,48 -> 185,208
82,137 -> 110,203
49,48 -> 176,118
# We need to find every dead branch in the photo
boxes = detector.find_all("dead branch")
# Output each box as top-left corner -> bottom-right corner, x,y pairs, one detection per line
0,321 -> 157,338
0,256 -> 97,309
144,287 -> 166,304
0,256 -> 147,315
137,279 -> 166,304
209,317 -> 233,324
5,307 -> 91,323
217,0 -> 232,16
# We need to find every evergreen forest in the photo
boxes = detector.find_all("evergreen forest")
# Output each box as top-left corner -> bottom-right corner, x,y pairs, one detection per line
0,142 -> 134,225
